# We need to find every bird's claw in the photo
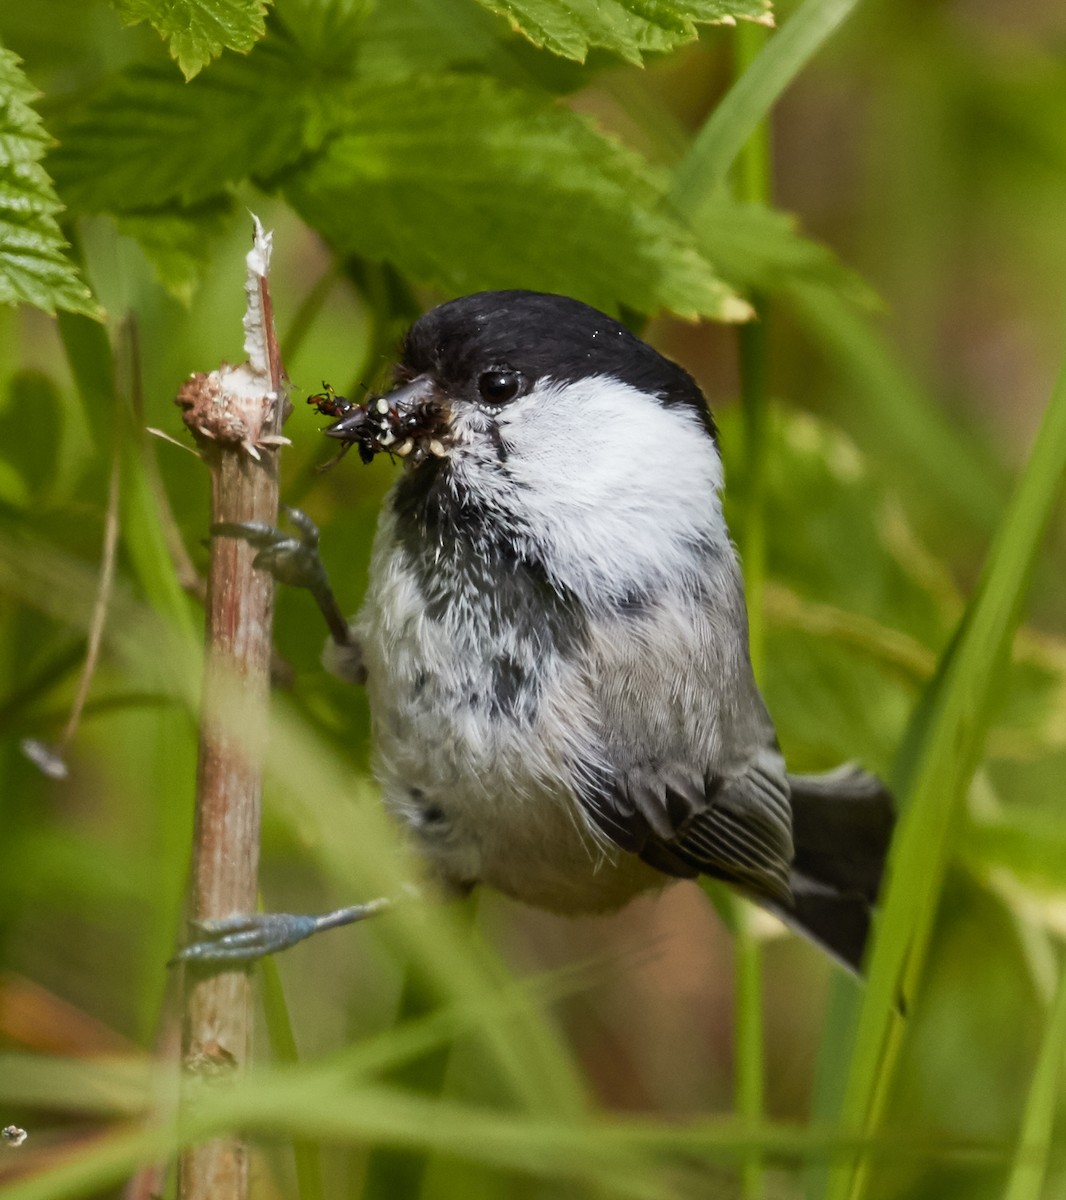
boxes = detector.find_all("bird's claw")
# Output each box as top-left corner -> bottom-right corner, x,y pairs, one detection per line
173,912 -> 321,965
211,507 -> 329,594
172,899 -> 394,966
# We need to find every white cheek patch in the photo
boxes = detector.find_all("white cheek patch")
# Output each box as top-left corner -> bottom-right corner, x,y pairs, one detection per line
494,376 -> 729,602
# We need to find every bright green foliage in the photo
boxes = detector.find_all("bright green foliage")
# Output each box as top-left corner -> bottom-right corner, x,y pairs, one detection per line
0,46 -> 97,317
49,47 -> 322,212
475,0 -> 772,64
48,22 -> 748,320
348,0 -> 586,92
111,0 -> 270,79
286,76 -> 749,320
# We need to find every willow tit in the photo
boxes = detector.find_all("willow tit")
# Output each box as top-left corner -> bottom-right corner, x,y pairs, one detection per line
188,291 -> 893,972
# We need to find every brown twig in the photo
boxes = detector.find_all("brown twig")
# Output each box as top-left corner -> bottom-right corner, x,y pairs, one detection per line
175,218 -> 289,1200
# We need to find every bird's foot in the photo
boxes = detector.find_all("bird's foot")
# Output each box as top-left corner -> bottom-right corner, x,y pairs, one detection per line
172,899 -> 391,966
212,506 -> 328,594
212,507 -> 352,646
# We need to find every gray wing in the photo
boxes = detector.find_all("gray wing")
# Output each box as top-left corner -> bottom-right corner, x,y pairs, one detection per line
582,755 -> 794,903
577,570 -> 794,904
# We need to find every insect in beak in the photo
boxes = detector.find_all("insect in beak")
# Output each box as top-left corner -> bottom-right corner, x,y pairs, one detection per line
315,376 -> 449,466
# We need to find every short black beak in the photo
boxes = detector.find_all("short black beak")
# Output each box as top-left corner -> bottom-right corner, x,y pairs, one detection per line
323,375 -> 437,440
322,407 -> 367,441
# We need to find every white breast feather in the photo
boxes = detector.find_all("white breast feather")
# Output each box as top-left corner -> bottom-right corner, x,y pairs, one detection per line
483,376 -> 728,603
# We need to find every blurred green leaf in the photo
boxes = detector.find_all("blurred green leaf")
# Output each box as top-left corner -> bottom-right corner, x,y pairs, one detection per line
0,370 -> 63,506
697,193 -> 879,306
49,39 -> 319,213
260,954 -> 327,1200
110,0 -> 270,79
0,1048 -> 1003,1200
3,828 -> 158,907
722,406 -> 1066,813
472,0 -> 772,65
0,45 -> 98,317
992,637 -> 1066,762
786,280 -> 1006,538
963,810 -> 1066,897
723,409 -> 952,641
286,75 -> 750,320
348,0 -> 585,92
719,406 -> 948,773
115,196 -> 235,302
0,1053 -> 152,1115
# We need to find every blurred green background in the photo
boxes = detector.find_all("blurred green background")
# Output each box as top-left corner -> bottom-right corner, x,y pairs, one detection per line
1,0 -> 1066,1197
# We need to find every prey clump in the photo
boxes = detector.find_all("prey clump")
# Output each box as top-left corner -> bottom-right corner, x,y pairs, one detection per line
308,382 -> 449,467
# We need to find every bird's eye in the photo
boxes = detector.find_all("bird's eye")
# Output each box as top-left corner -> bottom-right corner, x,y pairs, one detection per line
477,370 -> 523,405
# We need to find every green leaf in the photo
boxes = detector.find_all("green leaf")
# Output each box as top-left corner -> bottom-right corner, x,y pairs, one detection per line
695,191 -> 879,305
285,76 -> 750,321
115,196 -> 235,302
474,0 -> 773,65
348,0 -> 585,92
0,371 -> 64,506
0,46 -> 98,317
110,0 -> 270,80
49,38 -> 318,214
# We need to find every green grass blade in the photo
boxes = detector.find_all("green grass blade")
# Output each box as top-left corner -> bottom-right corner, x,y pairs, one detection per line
670,0 -> 862,219
1003,951 -> 1066,1200
824,336 -> 1066,1200
803,975 -> 862,1200
358,950 -> 462,1200
260,952 -> 326,1200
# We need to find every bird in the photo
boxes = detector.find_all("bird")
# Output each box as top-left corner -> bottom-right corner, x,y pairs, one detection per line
184,289 -> 894,973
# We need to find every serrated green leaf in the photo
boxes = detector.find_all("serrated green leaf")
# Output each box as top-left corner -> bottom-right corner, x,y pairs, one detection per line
0,46 -> 98,317
111,0 -> 270,80
348,0 -> 585,93
475,0 -> 772,65
115,196 -> 235,302
285,76 -> 749,321
49,38 -> 316,214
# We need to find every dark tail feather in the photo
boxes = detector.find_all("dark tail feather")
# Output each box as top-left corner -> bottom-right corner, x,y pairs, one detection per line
769,880 -> 872,974
774,765 -> 895,973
